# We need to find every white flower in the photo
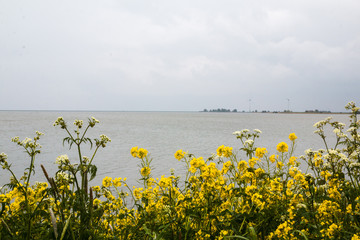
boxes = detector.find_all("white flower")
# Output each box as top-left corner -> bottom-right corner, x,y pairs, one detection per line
305,148 -> 313,155
0,152 -> 7,163
329,149 -> 338,155
350,151 -> 359,159
36,131 -> 44,136
347,127 -> 356,132
53,117 -> 65,126
74,119 -> 83,128
325,117 -> 332,121
56,155 -> 69,165
241,129 -> 249,133
82,156 -> 90,163
313,121 -> 324,128
253,129 -> 262,134
21,138 -> 32,145
232,131 -> 241,136
338,153 -> 348,161
333,128 -> 340,134
350,163 -> 360,168
91,117 -> 100,123
296,203 -> 307,209
100,134 -> 111,143
56,171 -> 70,181
244,139 -> 254,146
318,184 -> 328,191
338,133 -> 347,138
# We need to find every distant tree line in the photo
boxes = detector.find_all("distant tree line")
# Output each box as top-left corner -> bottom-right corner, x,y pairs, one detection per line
203,108 -> 238,112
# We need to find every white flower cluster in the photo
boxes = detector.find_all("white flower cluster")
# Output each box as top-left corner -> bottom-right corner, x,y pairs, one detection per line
313,117 -> 332,128
332,128 -> 347,138
56,155 -> 69,165
0,152 -> 7,163
254,129 -> 262,134
244,139 -> 254,146
53,117 -> 66,128
232,129 -> 249,136
56,171 -> 70,182
100,134 -> 111,143
350,151 -> 360,159
304,148 -> 313,155
98,134 -> 111,147
350,162 -> 360,169
328,149 -> 338,155
233,129 -> 261,139
74,119 -> 83,128
11,135 -> 42,149
89,116 -> 100,127
82,156 -> 90,163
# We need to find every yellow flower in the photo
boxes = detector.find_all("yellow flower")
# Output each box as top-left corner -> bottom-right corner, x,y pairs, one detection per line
130,146 -> 138,158
138,148 -> 148,159
294,173 -> 305,183
269,154 -> 278,163
255,168 -> 265,177
113,178 -> 122,187
314,153 -> 323,167
133,188 -> 143,199
102,176 -> 112,188
276,161 -> 284,169
289,156 -> 297,166
326,223 -> 340,238
352,234 -> 360,240
249,157 -> 259,168
217,145 -> 233,157
221,161 -> 232,174
141,167 -> 151,177
289,133 -> 297,141
93,198 -> 101,206
237,160 -> 248,172
255,147 -> 267,158
190,157 -> 205,169
174,149 -> 186,160
276,142 -> 288,153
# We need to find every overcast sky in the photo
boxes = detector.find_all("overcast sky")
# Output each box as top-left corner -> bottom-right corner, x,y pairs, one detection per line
0,1 -> 359,112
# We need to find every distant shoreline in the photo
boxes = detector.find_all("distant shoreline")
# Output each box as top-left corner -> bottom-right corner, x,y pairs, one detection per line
200,110 -> 350,114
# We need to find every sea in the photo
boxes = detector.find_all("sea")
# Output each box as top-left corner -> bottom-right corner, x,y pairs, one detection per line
0,111 -> 351,188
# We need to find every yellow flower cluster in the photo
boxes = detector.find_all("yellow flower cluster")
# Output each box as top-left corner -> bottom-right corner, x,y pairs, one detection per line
174,149 -> 186,160
276,142 -> 288,153
289,133 -> 297,141
255,147 -> 267,158
216,145 -> 233,157
3,102 -> 360,239
130,146 -> 148,159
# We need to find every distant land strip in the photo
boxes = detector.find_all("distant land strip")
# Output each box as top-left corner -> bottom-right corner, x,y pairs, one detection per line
201,108 -> 350,114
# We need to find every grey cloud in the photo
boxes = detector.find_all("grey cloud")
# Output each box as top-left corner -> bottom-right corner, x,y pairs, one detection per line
0,0 -> 359,111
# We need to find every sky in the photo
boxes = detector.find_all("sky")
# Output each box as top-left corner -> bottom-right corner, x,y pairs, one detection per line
0,1 -> 359,112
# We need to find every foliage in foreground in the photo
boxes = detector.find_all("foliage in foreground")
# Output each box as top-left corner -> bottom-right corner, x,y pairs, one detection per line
1,102 -> 360,239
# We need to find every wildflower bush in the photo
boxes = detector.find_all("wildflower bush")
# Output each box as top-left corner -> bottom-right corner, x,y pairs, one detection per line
1,102 -> 360,239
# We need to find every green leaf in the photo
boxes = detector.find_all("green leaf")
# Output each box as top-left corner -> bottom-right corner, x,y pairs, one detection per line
89,165 -> 97,181
60,213 -> 72,240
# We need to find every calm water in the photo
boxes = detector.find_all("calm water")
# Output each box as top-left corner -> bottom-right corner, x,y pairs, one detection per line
0,111 -> 350,188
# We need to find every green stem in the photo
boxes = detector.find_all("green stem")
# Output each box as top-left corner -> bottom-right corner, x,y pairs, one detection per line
80,125 -> 91,143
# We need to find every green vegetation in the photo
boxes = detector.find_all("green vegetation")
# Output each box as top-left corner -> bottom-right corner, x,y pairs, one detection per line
0,102 -> 360,239
203,108 -> 237,112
